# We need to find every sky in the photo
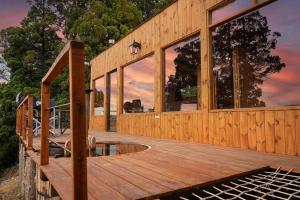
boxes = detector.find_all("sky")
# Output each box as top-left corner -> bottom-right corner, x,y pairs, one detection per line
0,0 -> 29,30
123,55 -> 155,112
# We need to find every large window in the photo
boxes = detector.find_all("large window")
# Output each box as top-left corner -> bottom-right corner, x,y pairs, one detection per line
212,0 -> 300,109
94,77 -> 105,115
164,35 -> 200,112
123,55 -> 155,113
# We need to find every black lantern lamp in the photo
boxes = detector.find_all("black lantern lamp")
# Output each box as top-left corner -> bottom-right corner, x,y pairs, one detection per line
129,40 -> 141,55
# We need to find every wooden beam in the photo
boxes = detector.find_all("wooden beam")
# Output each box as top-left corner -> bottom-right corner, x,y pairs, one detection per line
117,68 -> 123,116
104,74 -> 108,131
22,104 -> 27,139
17,95 -> 30,109
69,44 -> 88,200
42,41 -> 84,84
40,83 -> 50,165
16,108 -> 19,135
27,96 -> 33,150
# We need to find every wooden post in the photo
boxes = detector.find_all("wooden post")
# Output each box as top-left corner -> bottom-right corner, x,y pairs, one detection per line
40,83 -> 50,165
16,108 -> 19,135
40,41 -> 87,199
69,43 -> 87,200
22,104 -> 26,139
27,96 -> 33,149
104,74 -> 108,131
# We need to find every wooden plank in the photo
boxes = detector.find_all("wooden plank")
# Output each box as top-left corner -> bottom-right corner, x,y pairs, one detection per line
69,44 -> 88,200
284,111 -> 296,155
265,111 -> 275,153
247,112 -> 256,150
296,111 -> 300,156
43,41 -> 83,83
40,83 -> 50,165
240,112 -> 248,149
91,158 -> 169,195
232,112 -> 240,148
275,111 -> 285,154
22,103 -> 27,140
225,112 -> 233,147
256,111 -> 265,152
27,96 -> 33,149
218,112 -> 226,146
213,113 -> 219,145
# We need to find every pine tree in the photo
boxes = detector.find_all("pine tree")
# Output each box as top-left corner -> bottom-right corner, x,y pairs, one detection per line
0,0 -> 61,172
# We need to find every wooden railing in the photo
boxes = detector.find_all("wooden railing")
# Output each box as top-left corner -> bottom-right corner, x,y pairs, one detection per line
16,95 -> 34,150
40,41 -> 87,200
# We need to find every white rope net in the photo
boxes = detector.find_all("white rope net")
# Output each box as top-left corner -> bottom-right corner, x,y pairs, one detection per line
158,168 -> 300,200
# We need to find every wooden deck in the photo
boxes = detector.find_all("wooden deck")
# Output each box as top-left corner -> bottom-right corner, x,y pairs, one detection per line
27,132 -> 300,200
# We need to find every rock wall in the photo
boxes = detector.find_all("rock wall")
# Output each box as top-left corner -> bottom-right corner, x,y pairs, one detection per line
19,142 -> 36,200
19,141 -> 60,200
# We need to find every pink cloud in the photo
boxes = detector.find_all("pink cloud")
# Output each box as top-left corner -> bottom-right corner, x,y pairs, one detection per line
123,55 -> 155,110
0,0 -> 29,29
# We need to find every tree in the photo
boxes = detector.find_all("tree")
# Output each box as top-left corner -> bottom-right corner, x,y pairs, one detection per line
51,0 -> 143,60
0,0 -> 61,172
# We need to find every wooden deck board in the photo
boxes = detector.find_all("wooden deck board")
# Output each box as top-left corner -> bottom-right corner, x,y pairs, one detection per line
28,132 -> 300,200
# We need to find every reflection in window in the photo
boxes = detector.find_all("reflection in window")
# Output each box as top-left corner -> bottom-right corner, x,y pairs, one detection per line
164,35 -> 200,112
211,0 -> 252,24
123,55 -> 155,113
108,71 -> 117,131
94,77 -> 105,115
212,0 -> 300,109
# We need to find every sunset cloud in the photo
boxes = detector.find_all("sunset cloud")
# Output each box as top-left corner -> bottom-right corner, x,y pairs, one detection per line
0,0 -> 29,30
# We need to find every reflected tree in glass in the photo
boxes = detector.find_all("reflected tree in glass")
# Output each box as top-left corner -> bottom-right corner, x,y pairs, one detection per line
212,10 -> 285,109
165,37 -> 200,111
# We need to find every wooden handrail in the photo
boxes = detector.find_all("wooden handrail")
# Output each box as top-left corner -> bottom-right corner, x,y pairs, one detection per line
16,95 -> 34,150
40,40 -> 87,200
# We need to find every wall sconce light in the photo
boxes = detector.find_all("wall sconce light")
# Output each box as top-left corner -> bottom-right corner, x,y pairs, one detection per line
129,40 -> 141,55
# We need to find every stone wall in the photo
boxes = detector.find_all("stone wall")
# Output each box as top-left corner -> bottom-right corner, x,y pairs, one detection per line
19,141 -> 60,200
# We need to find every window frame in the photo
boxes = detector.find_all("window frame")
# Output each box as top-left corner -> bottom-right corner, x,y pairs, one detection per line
208,0 -> 300,111
93,75 -> 105,116
209,0 -> 275,28
121,52 -> 156,115
162,32 -> 202,113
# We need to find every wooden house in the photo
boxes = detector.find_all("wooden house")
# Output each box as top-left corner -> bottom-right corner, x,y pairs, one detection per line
90,0 -> 300,156
16,0 -> 300,199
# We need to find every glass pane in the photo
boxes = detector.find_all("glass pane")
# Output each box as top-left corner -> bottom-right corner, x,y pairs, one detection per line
212,0 -> 300,108
211,0 -> 253,24
94,77 -> 105,115
164,35 -> 200,112
108,71 -> 117,131
123,55 -> 155,113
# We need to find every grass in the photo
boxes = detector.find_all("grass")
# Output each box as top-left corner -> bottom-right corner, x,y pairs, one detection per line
0,165 -> 22,200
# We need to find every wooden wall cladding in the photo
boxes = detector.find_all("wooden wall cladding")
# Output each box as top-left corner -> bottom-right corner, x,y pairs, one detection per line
89,0 -> 300,156
116,110 -> 300,156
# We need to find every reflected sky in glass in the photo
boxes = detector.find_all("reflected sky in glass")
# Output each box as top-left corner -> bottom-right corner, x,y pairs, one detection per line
212,0 -> 300,108
123,55 -> 155,112
109,71 -> 117,115
211,0 -> 252,24
94,77 -> 105,115
256,0 -> 300,106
